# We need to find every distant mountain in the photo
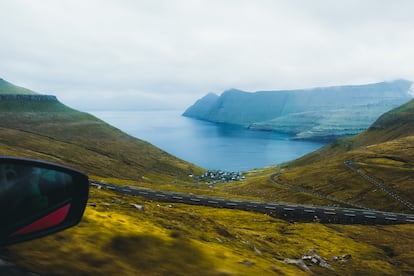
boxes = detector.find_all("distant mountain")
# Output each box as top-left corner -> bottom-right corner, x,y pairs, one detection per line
183,80 -> 413,140
294,98 -> 414,163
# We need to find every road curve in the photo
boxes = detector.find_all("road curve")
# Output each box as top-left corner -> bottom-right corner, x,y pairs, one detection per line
345,160 -> 414,210
269,172 -> 368,210
90,180 -> 414,225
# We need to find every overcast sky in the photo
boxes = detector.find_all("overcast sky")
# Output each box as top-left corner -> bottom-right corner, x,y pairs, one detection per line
1,0 -> 414,110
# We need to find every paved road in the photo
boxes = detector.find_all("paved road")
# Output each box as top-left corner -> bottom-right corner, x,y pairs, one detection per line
269,171 -> 368,210
90,180 -> 414,225
345,160 -> 414,210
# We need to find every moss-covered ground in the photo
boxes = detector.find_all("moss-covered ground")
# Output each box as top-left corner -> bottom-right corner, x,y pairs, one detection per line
5,186 -> 414,275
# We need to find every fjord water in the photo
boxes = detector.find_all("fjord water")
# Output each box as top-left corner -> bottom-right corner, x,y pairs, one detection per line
90,110 -> 325,171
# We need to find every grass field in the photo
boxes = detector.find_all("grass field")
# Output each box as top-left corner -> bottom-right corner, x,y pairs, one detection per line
7,186 -> 414,275
0,99 -> 202,184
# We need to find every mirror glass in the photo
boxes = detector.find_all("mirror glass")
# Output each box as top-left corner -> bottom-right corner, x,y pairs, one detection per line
0,163 -> 73,232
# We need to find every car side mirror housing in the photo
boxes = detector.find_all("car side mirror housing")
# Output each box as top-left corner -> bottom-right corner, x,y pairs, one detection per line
0,156 -> 89,246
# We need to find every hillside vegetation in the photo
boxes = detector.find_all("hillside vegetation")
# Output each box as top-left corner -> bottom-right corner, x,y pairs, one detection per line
1,80 -> 414,275
8,185 -> 414,275
0,92 -> 201,184
223,99 -> 414,213
0,78 -> 37,95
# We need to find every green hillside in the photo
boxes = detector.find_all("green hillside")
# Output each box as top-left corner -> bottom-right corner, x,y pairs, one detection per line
0,90 -> 201,184
226,99 -> 414,213
353,99 -> 414,147
0,78 -> 38,95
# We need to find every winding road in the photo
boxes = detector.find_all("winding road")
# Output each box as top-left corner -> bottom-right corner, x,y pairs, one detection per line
344,160 -> 414,210
90,177 -> 414,225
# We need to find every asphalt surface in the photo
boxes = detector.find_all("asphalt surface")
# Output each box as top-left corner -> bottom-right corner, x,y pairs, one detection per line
90,180 -> 414,225
345,160 -> 414,210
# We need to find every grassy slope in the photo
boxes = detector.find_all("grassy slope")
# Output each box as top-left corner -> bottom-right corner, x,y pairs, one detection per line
7,186 -> 414,275
0,79 -> 38,94
224,100 -> 414,212
0,98 -> 202,184
215,100 -> 414,274
275,100 -> 414,212
1,81 -> 414,275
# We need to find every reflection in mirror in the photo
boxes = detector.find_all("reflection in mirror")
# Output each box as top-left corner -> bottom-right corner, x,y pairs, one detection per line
0,156 -> 89,246
0,163 -> 73,228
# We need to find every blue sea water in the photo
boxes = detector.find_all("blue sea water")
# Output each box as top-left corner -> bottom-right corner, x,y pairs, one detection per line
89,110 -> 326,171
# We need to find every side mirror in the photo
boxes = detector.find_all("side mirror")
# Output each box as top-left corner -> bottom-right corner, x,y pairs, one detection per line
0,156 -> 89,246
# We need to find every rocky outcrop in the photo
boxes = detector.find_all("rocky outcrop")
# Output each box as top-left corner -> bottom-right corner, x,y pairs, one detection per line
0,94 -> 58,101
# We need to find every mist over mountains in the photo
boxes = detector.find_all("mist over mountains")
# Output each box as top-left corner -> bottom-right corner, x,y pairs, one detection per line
183,80 -> 413,140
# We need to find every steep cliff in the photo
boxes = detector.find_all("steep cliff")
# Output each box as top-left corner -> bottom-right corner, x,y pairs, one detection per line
0,94 -> 57,101
183,92 -> 219,119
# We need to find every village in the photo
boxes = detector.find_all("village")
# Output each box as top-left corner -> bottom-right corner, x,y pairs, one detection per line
190,170 -> 245,185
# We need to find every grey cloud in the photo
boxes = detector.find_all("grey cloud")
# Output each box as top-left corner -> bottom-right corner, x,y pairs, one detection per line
1,0 -> 414,110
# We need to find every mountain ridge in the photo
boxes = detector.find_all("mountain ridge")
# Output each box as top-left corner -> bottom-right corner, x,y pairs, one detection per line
0,78 -> 201,183
0,78 -> 38,95
184,79 -> 413,140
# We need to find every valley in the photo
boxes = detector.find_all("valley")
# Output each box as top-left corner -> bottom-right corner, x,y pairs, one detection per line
1,79 -> 414,275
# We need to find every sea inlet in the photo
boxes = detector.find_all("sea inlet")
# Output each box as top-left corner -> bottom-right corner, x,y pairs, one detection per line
89,110 -> 326,171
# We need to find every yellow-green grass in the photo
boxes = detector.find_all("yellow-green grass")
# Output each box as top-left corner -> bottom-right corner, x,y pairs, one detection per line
223,100 -> 414,213
6,187 -> 414,275
216,166 -> 337,207
264,136 -> 414,213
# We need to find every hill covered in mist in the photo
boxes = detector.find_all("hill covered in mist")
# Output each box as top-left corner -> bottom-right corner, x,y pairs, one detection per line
184,80 -> 413,140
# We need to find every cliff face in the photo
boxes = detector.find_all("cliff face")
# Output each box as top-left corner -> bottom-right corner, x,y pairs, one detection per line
0,78 -> 61,111
183,92 -> 219,119
183,80 -> 413,140
0,94 -> 57,101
